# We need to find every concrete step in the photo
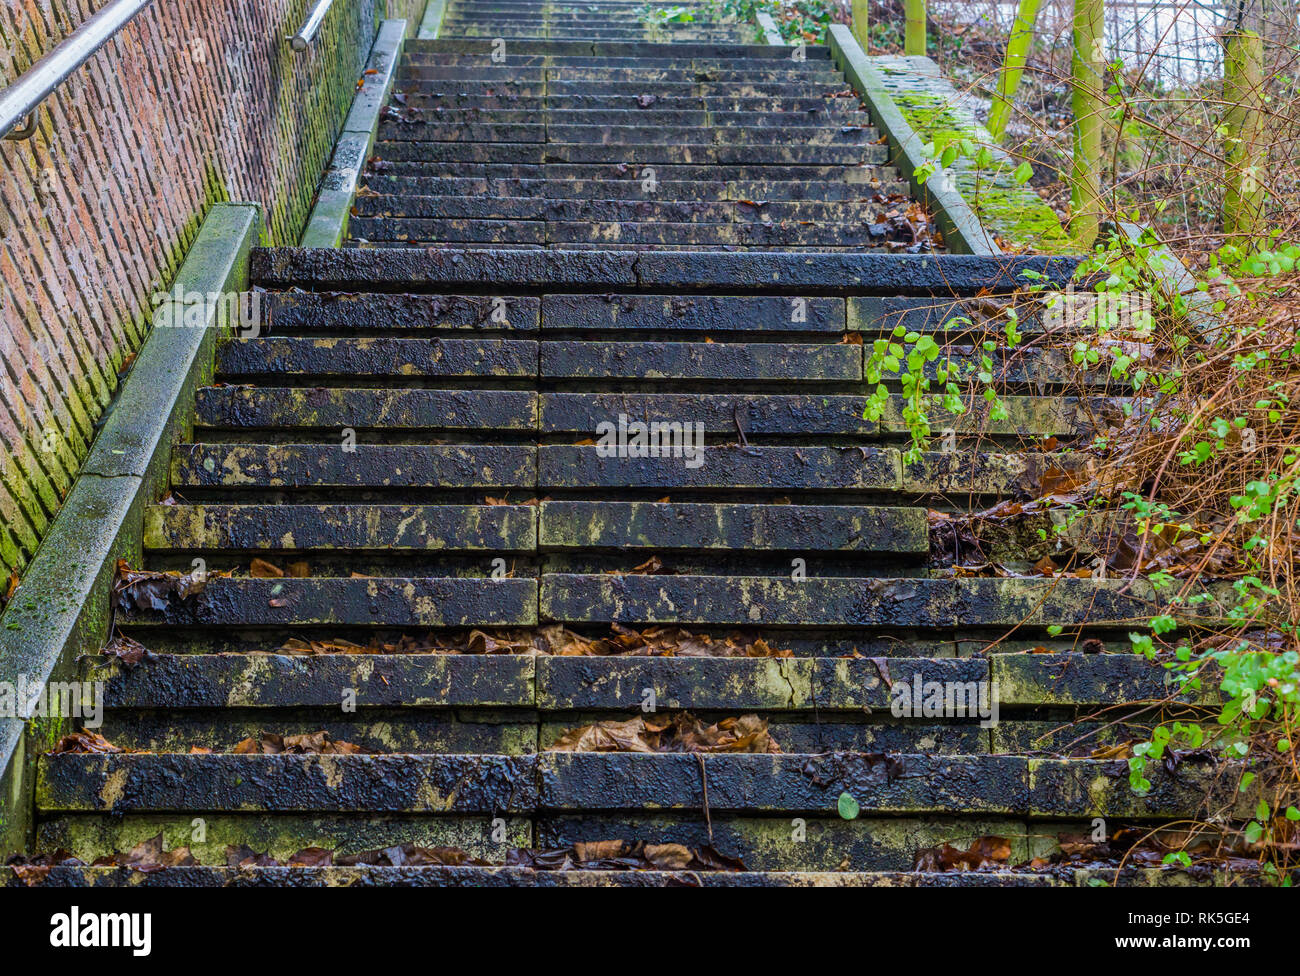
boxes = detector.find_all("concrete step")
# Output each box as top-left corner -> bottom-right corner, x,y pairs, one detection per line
172,444 -> 537,489
391,94 -> 863,113
115,576 -> 539,627
366,161 -> 889,182
36,752 -> 1234,819
216,336 -> 538,379
348,217 -> 919,247
144,503 -> 538,552
359,176 -> 909,201
354,196 -> 888,225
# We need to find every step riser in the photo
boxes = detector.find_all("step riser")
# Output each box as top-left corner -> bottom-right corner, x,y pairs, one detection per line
359,178 -> 907,201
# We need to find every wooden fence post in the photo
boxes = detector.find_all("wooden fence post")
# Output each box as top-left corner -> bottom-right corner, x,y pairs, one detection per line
905,0 -> 926,56
987,0 -> 1043,141
852,0 -> 870,52
1223,28 -> 1265,243
1070,0 -> 1105,247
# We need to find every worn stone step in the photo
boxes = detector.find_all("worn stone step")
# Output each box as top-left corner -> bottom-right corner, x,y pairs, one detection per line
533,655 -> 1026,710
89,653 -> 536,708
901,450 -> 1085,496
37,754 -> 538,813
880,395 -> 1120,437
371,140 -> 886,166
444,30 -> 753,42
30,815 -> 527,869
195,388 -> 538,431
369,161 -> 886,182
351,218 -> 911,247
262,292 -> 540,332
96,711 -> 536,756
143,503 -> 538,552
361,176 -> 903,203
992,652 -> 1194,705
377,122 -> 876,147
537,753 -> 1018,814
539,340 -> 861,381
394,80 -> 853,99
535,717 -> 983,756
376,121 -> 549,143
394,66 -> 842,85
354,196 -> 883,226
538,575 -> 1180,628
392,94 -> 863,113
537,501 -> 928,552
545,68 -> 843,83
538,392 -> 869,434
252,248 -> 1068,294
216,337 -> 538,378
849,295 -> 1118,336
546,394 -> 1099,443
86,652 -> 1173,713
173,444 -> 536,489
407,40 -> 805,60
540,295 -> 845,332
383,108 -> 869,128
348,216 -> 547,244
535,447 -> 1079,496
535,815 -> 1043,874
400,55 -> 818,72
881,349 -> 1120,390
538,446 -> 899,490
39,751 -> 1030,820
116,577 -> 539,627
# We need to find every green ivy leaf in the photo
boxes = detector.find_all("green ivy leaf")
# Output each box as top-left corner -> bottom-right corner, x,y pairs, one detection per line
837,791 -> 860,820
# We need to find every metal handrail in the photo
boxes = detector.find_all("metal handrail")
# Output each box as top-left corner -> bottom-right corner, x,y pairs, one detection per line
0,0 -> 155,141
291,0 -> 336,51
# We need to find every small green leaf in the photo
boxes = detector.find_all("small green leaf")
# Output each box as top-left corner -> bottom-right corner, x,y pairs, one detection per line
837,791 -> 860,820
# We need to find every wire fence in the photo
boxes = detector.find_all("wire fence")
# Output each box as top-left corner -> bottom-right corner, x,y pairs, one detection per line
930,0 -> 1298,85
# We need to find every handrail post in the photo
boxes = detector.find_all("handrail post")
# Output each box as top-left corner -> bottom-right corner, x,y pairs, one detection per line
0,0 -> 155,141
292,0 -> 336,51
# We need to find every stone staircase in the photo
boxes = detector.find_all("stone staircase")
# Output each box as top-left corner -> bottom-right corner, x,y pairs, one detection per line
437,0 -> 753,43
354,32 -> 924,250
6,0 -> 1227,887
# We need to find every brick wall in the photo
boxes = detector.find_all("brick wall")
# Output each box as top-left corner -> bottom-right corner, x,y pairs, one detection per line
0,0 -> 426,591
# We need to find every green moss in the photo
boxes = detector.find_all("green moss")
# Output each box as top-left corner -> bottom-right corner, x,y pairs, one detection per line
884,76 -> 1080,253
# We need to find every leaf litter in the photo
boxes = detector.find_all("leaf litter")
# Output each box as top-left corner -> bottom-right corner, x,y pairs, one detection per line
548,712 -> 782,754
6,838 -> 747,880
